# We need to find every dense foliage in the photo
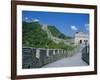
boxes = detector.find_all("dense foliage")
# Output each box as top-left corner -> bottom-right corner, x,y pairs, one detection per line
22,22 -> 74,50
48,25 -> 72,39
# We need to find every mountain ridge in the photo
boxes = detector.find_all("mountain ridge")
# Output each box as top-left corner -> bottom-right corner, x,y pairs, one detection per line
22,21 -> 74,50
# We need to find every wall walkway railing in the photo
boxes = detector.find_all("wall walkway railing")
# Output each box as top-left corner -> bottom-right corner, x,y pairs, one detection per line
82,45 -> 89,64
22,46 -> 79,69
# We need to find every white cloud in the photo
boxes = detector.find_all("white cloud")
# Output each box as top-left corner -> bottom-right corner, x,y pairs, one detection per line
85,24 -> 89,31
24,17 -> 30,22
85,24 -> 89,27
86,27 -> 89,31
25,17 -> 28,20
71,25 -> 78,31
33,19 -> 39,22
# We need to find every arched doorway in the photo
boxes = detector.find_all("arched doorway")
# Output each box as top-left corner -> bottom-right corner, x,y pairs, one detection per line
80,40 -> 82,44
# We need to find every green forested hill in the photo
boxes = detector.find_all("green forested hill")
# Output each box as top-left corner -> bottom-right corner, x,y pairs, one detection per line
48,25 -> 71,39
22,22 -> 74,50
22,21 -> 55,48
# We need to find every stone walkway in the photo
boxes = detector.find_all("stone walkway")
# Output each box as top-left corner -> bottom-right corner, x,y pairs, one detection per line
42,45 -> 88,68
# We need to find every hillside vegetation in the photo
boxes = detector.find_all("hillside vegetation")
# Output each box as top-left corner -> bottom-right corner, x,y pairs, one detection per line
48,25 -> 71,39
22,22 -> 74,50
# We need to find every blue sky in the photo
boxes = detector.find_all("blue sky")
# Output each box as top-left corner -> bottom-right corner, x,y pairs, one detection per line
22,11 -> 89,37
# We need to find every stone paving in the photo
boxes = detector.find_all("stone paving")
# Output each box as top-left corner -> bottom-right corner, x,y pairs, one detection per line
42,45 -> 88,68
